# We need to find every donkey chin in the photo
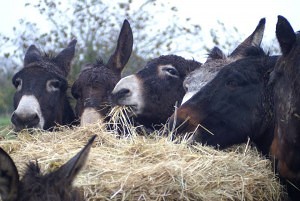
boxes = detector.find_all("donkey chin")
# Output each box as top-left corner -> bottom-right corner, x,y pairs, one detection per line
11,95 -> 45,131
80,107 -> 104,126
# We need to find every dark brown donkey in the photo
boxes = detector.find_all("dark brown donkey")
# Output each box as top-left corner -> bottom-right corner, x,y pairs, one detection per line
71,20 -> 133,126
11,40 -> 77,131
0,135 -> 96,201
270,16 -> 300,200
170,19 -> 278,155
111,55 -> 201,128
181,18 -> 266,105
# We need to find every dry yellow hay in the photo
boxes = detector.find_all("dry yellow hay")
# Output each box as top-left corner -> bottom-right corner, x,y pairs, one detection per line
0,107 -> 285,200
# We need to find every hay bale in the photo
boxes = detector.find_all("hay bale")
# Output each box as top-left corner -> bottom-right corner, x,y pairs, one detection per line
0,124 -> 284,201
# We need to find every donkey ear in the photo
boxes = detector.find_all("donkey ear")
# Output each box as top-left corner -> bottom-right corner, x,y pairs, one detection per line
107,19 -> 133,74
230,18 -> 265,57
53,135 -> 96,185
0,148 -> 19,201
276,15 -> 296,55
54,39 -> 77,76
24,45 -> 42,67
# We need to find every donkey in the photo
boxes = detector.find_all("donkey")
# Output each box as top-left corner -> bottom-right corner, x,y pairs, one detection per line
270,16 -> 300,200
71,20 -> 133,126
169,32 -> 278,155
111,55 -> 201,128
11,40 -> 77,131
0,135 -> 96,201
182,18 -> 266,104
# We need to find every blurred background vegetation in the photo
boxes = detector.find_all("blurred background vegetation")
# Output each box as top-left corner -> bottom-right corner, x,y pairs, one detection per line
0,0 -> 280,125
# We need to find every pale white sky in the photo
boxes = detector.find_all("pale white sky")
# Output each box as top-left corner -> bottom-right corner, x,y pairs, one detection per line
0,0 -> 299,61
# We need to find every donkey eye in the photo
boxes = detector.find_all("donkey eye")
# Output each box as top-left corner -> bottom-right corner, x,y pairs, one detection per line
47,79 -> 61,92
165,67 -> 179,77
13,78 -> 22,91
226,80 -> 238,89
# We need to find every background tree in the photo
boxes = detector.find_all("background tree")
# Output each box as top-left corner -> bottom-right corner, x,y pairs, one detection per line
0,0 -> 280,116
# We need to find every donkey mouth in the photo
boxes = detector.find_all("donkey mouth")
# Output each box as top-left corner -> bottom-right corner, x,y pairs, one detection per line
122,105 -> 139,116
13,124 -> 41,132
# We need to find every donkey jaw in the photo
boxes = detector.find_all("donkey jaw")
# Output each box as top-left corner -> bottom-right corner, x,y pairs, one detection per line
12,95 -> 45,131
80,107 -> 104,126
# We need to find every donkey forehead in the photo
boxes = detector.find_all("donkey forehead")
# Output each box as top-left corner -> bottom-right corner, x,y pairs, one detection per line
184,58 -> 234,91
25,60 -> 66,75
78,66 -> 119,86
184,69 -> 219,92
138,55 -> 196,75
14,67 -> 65,81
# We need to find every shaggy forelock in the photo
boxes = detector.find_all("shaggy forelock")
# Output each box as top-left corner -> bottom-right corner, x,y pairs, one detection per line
79,65 -> 119,87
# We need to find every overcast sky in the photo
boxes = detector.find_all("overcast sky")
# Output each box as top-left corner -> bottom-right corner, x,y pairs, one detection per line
0,0 -> 299,61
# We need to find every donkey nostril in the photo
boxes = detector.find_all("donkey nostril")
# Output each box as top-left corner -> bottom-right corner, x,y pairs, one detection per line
11,112 -> 40,129
115,88 -> 131,101
28,113 -> 39,123
119,88 -> 130,96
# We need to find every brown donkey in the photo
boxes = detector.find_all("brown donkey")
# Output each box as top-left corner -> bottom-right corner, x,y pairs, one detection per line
169,18 -> 278,155
270,15 -> 300,200
71,20 -> 133,126
11,40 -> 77,131
111,55 -> 201,129
0,135 -> 96,201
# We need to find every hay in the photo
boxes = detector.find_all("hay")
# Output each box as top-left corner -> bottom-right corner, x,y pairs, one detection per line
0,108 -> 285,200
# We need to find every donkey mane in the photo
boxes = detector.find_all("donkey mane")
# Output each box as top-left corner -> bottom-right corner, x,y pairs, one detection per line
21,162 -> 42,183
78,63 -> 119,87
241,46 -> 267,57
42,52 -> 56,60
95,58 -> 105,67
207,47 -> 226,59
80,58 -> 108,72
23,50 -> 74,79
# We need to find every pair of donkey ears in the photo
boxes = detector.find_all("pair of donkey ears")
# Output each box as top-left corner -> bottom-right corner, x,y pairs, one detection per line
0,135 -> 96,201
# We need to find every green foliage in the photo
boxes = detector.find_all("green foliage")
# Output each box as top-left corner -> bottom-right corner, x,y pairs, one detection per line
0,116 -> 10,127
0,72 -> 14,114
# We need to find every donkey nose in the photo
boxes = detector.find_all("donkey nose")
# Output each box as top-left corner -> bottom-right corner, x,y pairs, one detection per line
112,88 -> 131,103
11,111 -> 40,130
168,105 -> 202,138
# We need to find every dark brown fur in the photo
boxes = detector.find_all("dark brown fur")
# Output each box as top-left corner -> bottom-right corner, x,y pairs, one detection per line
11,40 -> 77,131
112,55 -> 201,129
271,15 -> 300,200
71,20 -> 133,126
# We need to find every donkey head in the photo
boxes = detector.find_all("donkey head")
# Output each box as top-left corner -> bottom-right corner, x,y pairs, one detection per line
0,135 -> 95,201
182,18 -> 266,104
112,55 -> 201,127
169,18 -> 279,155
71,20 -> 133,126
11,40 -> 77,131
271,16 -> 300,181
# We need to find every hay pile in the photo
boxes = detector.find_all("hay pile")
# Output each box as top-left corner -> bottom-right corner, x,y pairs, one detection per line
0,109 -> 284,200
